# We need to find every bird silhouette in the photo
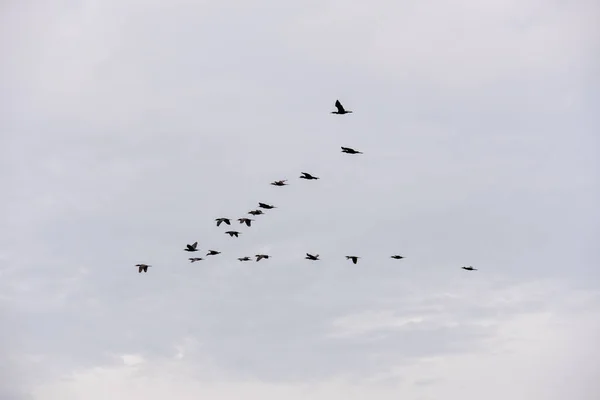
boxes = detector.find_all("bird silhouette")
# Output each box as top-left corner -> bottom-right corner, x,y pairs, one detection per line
305,253 -> 320,260
341,146 -> 362,154
215,218 -> 231,227
462,266 -> 477,271
184,242 -> 199,252
390,255 -> 404,260
225,231 -> 240,237
238,218 -> 254,227
345,256 -> 360,264
189,258 -> 203,263
255,254 -> 270,262
258,202 -> 276,209
300,172 -> 319,180
271,180 -> 288,186
331,99 -> 353,114
206,250 -> 221,256
238,256 -> 251,261
248,209 -> 264,216
135,264 -> 151,273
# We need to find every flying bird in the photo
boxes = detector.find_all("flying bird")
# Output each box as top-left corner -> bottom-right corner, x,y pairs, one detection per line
255,254 -> 270,262
206,250 -> 221,256
135,264 -> 151,273
238,217 -> 254,227
248,209 -> 264,216
341,146 -> 362,154
305,253 -> 320,261
184,242 -> 199,252
390,255 -> 404,260
271,180 -> 288,186
258,202 -> 276,209
331,99 -> 353,114
462,266 -> 478,271
345,256 -> 360,264
300,172 -> 319,180
225,231 -> 241,237
189,258 -> 203,263
238,257 -> 251,261
215,218 -> 231,227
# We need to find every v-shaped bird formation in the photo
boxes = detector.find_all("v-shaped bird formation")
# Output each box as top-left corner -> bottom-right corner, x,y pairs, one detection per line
135,100 -> 476,273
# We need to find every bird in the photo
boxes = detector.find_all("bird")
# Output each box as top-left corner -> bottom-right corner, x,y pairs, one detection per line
390,255 -> 404,260
238,217 -> 254,227
206,250 -> 221,256
305,253 -> 320,261
462,266 -> 477,271
255,254 -> 270,262
248,209 -> 264,216
184,242 -> 199,252
135,264 -> 151,273
225,231 -> 241,237
331,99 -> 353,114
271,180 -> 288,186
215,218 -> 231,227
238,256 -> 251,261
189,258 -> 203,263
300,172 -> 319,180
341,146 -> 362,154
345,256 -> 360,264
258,202 -> 276,209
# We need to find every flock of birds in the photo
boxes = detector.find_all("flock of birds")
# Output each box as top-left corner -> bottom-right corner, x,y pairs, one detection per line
134,100 -> 478,274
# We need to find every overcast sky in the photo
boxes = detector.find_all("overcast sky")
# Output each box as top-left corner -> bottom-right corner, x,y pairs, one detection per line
1,0 -> 599,399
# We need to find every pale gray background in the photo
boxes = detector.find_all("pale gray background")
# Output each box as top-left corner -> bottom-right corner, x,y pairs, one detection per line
1,0 -> 599,399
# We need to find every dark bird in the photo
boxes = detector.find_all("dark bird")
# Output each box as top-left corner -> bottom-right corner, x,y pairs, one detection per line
346,256 -> 360,264
462,266 -> 478,271
184,242 -> 199,252
238,217 -> 254,227
248,209 -> 264,216
390,255 -> 404,260
331,99 -> 353,114
305,253 -> 320,261
300,172 -> 319,180
189,258 -> 203,263
215,218 -> 231,227
258,202 -> 276,209
225,230 -> 241,237
238,256 -> 251,261
206,250 -> 221,256
271,180 -> 288,186
255,254 -> 270,262
135,264 -> 151,273
341,146 -> 362,154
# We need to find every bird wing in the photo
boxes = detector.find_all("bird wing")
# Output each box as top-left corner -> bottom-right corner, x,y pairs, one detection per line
216,220 -> 222,226
258,202 -> 267,207
192,242 -> 198,249
335,100 -> 345,113
138,266 -> 143,273
225,219 -> 231,225
245,219 -> 251,226
353,258 -> 357,264
341,147 -> 351,151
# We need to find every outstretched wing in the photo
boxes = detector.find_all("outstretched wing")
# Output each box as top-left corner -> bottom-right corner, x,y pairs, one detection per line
352,257 -> 357,264
192,242 -> 198,249
335,100 -> 345,113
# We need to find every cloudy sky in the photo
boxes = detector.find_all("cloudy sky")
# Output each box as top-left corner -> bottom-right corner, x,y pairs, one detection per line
1,0 -> 599,399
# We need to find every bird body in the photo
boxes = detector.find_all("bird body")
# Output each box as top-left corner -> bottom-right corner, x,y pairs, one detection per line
225,231 -> 241,237
215,218 -> 231,227
462,266 -> 477,271
300,172 -> 319,180
305,253 -> 320,260
238,218 -> 254,227
341,146 -> 362,154
331,100 -> 352,114
184,242 -> 199,252
346,256 -> 360,264
255,254 -> 270,262
238,257 -> 251,261
135,264 -> 151,273
248,209 -> 264,216
206,250 -> 221,256
390,255 -> 404,260
271,180 -> 288,186
189,258 -> 203,262
258,202 -> 276,209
